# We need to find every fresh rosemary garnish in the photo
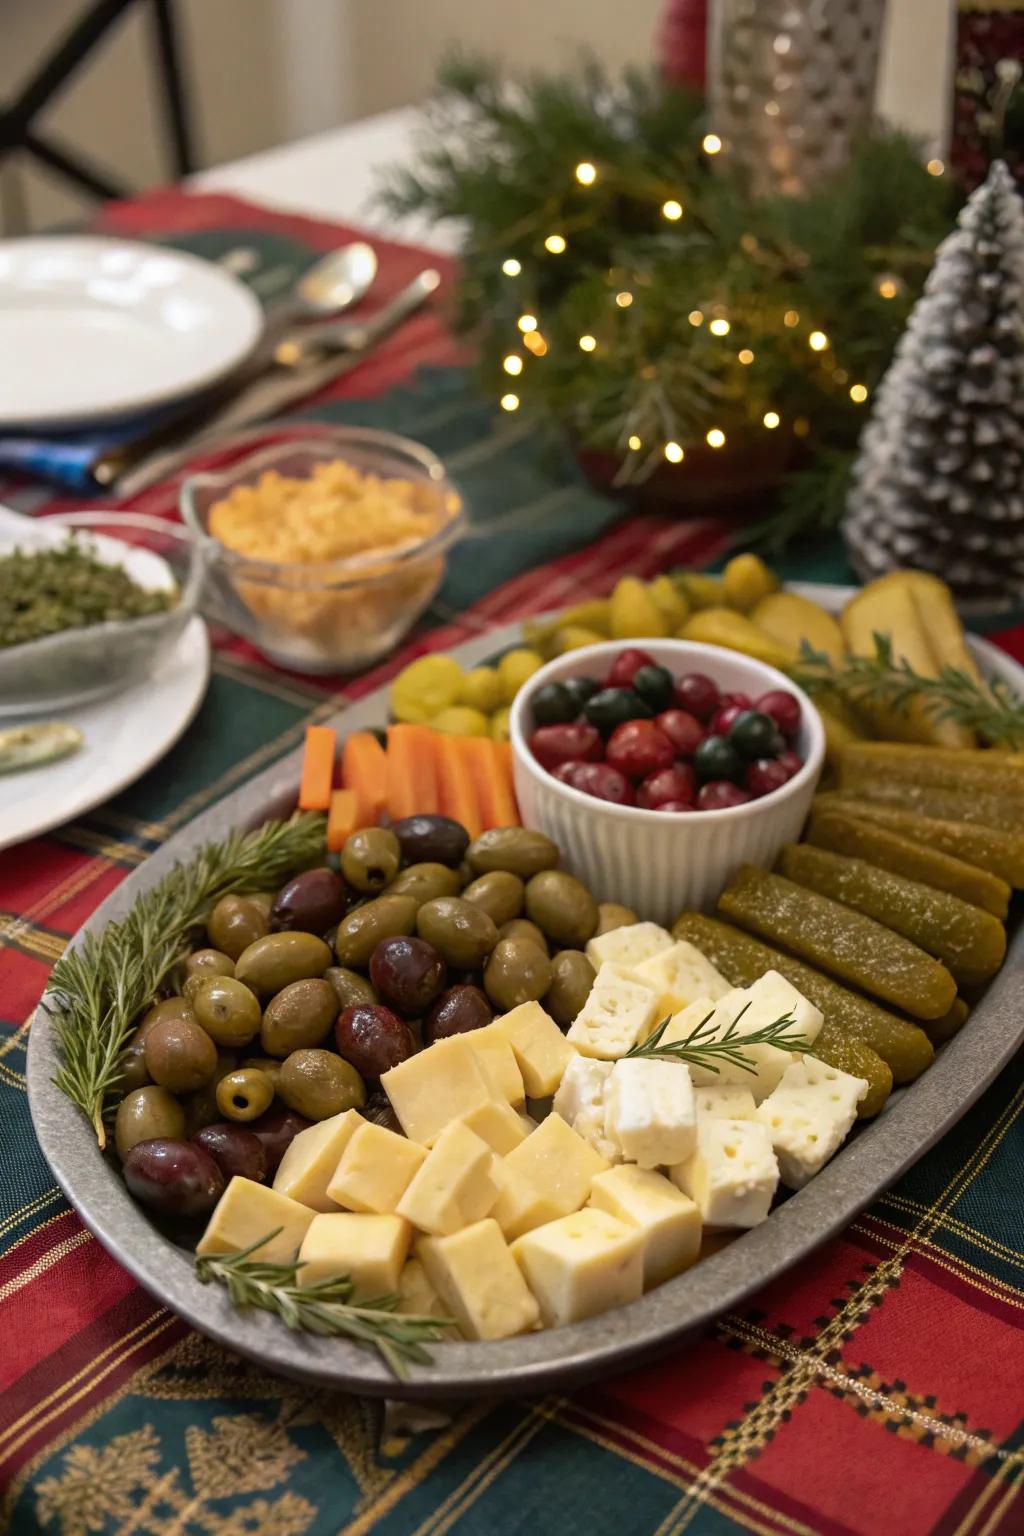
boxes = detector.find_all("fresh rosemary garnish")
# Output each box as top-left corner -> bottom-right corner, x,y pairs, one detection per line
791,636 -> 1024,749
627,1001 -> 807,1073
195,1232 -> 454,1378
46,812 -> 327,1146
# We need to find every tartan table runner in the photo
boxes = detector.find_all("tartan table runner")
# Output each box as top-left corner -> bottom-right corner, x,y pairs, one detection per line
1,191 -> 1022,1536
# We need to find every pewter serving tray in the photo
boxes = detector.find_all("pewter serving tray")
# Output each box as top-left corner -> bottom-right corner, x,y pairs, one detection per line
26,596 -> 1024,1399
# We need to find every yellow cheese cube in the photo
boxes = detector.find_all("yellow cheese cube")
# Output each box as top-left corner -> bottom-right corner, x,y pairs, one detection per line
511,1208 -> 644,1327
491,1000 -> 576,1096
465,1024 -> 526,1104
327,1121 -> 426,1213
298,1212 -> 411,1297
490,1160 -> 571,1242
396,1121 -> 498,1235
492,1112 -> 610,1240
459,1098 -> 531,1154
381,1035 -> 493,1146
272,1109 -> 364,1210
197,1177 -> 315,1263
590,1166 -> 702,1288
396,1258 -> 447,1317
417,1218 -> 540,1339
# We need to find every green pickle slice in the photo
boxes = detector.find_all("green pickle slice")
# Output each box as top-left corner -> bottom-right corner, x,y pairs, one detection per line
815,793 -> 1024,888
671,911 -> 920,1105
777,844 -> 1006,990
840,743 -> 1024,802
806,807 -> 1010,920
717,865 -> 957,1021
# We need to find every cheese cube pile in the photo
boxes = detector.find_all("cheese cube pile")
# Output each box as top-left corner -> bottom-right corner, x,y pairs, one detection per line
756,1056 -> 868,1189
566,963 -> 660,1059
666,971 -> 823,1101
396,1122 -> 498,1235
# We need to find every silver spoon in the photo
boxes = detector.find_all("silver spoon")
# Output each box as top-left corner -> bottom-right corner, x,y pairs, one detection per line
268,242 -> 379,329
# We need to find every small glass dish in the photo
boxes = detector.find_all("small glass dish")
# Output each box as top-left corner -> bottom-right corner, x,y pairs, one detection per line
180,427 -> 466,673
0,511 -> 203,717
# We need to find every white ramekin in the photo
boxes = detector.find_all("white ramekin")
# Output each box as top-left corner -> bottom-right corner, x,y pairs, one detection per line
509,638 -> 825,926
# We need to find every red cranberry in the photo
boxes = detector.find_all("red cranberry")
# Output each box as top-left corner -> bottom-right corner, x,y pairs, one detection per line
606,720 -> 675,782
551,760 -> 587,786
673,672 -> 720,722
637,763 -> 697,809
776,749 -> 805,780
605,647 -> 656,689
530,722 -> 602,771
656,799 -> 696,813
755,689 -> 802,740
696,780 -> 752,811
721,691 -> 753,709
744,758 -> 791,798
654,709 -> 704,758
571,762 -> 636,805
709,702 -> 747,737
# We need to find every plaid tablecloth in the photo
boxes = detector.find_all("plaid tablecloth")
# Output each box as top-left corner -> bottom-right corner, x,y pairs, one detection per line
1,192 -> 1022,1536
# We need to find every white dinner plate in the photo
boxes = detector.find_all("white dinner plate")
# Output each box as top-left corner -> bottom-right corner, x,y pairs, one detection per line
0,237 -> 263,427
0,616 -> 209,851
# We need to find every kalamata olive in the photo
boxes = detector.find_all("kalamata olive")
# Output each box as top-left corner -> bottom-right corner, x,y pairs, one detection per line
249,1106 -> 312,1172
497,918 -> 549,955
595,902 -> 639,936
270,867 -> 348,933
334,895 -> 419,969
567,762 -> 636,806
386,862 -> 462,905
122,1137 -> 224,1218
466,828 -> 560,879
525,870 -> 599,948
483,938 -> 553,1012
776,749 -> 804,780
637,763 -> 697,809
754,689 -> 802,740
744,757 -> 791,798
115,1086 -> 185,1160
654,709 -> 705,759
182,949 -> 235,999
391,814 -> 470,869
325,965 -> 378,1011
341,828 -> 402,894
416,897 -> 499,968
207,894 -> 269,960
544,950 -> 597,1028
191,975 -> 262,1047
369,936 -> 447,1016
335,1003 -> 416,1079
193,1122 -> 268,1182
234,931 -> 333,996
424,984 -> 494,1043
461,870 -> 525,926
261,977 -> 339,1056
144,1016 -> 218,1093
279,1048 -> 366,1119
696,779 -> 752,810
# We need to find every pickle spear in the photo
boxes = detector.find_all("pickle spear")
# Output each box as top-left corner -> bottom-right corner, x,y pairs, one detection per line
777,844 -> 1006,989
811,1023 -> 893,1118
815,793 -> 1024,888
835,761 -> 1023,836
924,997 -> 969,1044
717,865 -> 957,1021
806,807 -> 1010,919
840,742 -> 1024,803
672,910 -> 928,1093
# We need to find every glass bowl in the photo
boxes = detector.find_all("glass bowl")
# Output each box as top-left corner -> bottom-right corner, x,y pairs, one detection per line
0,511 -> 204,717
180,427 -> 466,673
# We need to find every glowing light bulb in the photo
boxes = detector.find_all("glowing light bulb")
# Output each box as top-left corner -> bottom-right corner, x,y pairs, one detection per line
763,411 -> 781,429
876,275 -> 899,300
664,441 -> 684,463
850,383 -> 869,403
544,234 -> 567,254
738,348 -> 755,365
706,428 -> 726,449
628,434 -> 642,451
926,157 -> 945,177
615,291 -> 633,308
500,393 -> 520,412
808,330 -> 829,352
688,310 -> 704,327
661,199 -> 684,221
517,314 -> 538,333
575,161 -> 597,185
523,331 -> 548,357
783,309 -> 800,327
578,334 -> 597,352
501,258 -> 522,277
702,133 -> 723,155
503,354 -> 523,376
709,318 -> 731,337
764,100 -> 780,117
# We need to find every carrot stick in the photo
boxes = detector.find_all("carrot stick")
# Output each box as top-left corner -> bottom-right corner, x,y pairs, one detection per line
386,724 -> 439,818
298,725 -> 336,811
464,737 -> 520,829
493,740 -> 520,827
326,789 -> 359,851
435,734 -> 483,838
341,731 -> 388,827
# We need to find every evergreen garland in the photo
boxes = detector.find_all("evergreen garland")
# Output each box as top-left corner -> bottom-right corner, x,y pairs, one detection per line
379,57 -> 957,544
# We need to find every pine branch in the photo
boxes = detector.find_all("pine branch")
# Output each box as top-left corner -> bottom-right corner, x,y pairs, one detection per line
626,1001 -> 807,1074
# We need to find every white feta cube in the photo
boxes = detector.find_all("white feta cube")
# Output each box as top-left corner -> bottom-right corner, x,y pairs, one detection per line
552,1056 -> 621,1162
633,940 -> 731,1018
585,922 -> 674,976
694,1085 -> 757,1121
666,974 -> 819,1102
604,1057 -> 697,1169
566,964 -> 660,1060
669,1118 -> 779,1229
755,1056 -> 868,1189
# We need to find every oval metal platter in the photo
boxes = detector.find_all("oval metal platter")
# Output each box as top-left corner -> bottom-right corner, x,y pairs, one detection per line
26,597 -> 1024,1400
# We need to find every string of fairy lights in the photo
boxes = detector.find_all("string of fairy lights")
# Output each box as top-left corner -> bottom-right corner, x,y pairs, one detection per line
495,134 -> 947,465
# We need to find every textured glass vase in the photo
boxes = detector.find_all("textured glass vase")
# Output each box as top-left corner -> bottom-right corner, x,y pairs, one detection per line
709,0 -> 888,196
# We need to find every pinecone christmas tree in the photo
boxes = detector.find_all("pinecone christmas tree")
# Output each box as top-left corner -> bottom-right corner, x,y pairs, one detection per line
844,159 -> 1024,612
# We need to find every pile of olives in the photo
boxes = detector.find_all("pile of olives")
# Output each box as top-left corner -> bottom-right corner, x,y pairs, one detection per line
114,814 -> 628,1223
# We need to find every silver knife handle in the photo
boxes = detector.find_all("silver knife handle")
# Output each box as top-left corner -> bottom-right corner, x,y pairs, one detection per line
275,269 -> 442,367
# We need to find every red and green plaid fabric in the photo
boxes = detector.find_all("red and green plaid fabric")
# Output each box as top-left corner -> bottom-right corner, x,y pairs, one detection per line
1,193 -> 1022,1536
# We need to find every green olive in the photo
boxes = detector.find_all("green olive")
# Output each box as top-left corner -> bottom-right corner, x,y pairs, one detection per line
416,897 -> 499,969
544,950 -> 597,1028
137,996 -> 196,1039
386,862 -> 462,906
595,901 -> 639,937
181,948 -> 236,1000
207,894 -> 270,960
483,937 -> 553,1012
261,977 -> 339,1057
216,1067 -> 275,1122
278,1048 -> 366,1120
240,1055 -> 284,1092
143,1016 -> 218,1093
234,931 -> 333,997
325,966 -> 378,1011
341,827 -> 402,893
497,918 -> 549,955
182,1051 -> 242,1135
116,1037 -> 152,1094
461,870 -> 525,927
191,975 -> 262,1047
333,895 -> 419,969
466,827 -> 561,879
114,1086 -> 185,1160
525,870 -> 599,949
246,891 -> 277,916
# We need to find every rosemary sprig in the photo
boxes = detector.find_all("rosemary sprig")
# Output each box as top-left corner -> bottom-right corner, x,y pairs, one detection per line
791,636 -> 1024,748
627,1001 -> 807,1073
195,1232 -> 454,1378
46,812 -> 326,1146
